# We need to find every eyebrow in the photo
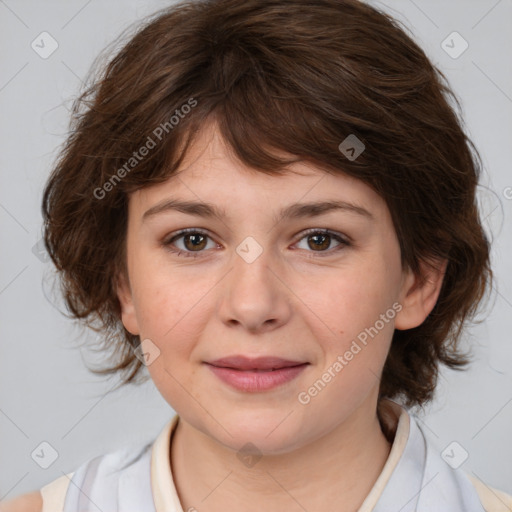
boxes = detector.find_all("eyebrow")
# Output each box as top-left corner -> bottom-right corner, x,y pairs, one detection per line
142,198 -> 374,223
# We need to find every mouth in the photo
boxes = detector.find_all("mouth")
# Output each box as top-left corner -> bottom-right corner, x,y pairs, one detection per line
205,355 -> 309,371
203,356 -> 309,392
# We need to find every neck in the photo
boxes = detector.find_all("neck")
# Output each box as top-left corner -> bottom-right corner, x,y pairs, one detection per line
170,396 -> 395,512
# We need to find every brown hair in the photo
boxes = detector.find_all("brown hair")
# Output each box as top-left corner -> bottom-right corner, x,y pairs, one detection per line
42,0 -> 492,409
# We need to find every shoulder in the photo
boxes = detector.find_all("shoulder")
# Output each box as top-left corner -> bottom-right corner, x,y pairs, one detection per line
0,491 -> 42,512
466,473 -> 512,512
2,421 -> 173,512
0,472 -> 74,512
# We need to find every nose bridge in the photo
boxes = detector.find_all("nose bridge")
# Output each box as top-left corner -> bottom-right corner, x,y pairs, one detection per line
232,235 -> 272,289
218,234 -> 291,332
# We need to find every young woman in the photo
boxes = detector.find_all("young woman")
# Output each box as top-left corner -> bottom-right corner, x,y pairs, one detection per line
4,0 -> 510,510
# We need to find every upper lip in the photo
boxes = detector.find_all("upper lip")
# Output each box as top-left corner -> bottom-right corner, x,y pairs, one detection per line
205,356 -> 308,371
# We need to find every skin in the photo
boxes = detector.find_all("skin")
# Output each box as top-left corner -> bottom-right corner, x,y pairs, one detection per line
116,119 -> 446,512
0,492 -> 42,512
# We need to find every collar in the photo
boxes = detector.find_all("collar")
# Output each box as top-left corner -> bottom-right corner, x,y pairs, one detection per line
150,400 -> 484,512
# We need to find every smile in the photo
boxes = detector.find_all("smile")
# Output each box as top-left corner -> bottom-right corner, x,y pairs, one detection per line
204,363 -> 309,392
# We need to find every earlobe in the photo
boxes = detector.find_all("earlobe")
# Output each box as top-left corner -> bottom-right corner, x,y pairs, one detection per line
394,258 -> 448,330
115,271 -> 140,336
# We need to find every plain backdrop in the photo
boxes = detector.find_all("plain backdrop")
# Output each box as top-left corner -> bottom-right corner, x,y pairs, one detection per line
1,0 -> 511,500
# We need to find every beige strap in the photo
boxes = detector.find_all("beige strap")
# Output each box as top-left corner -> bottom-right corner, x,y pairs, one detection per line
40,472 -> 74,512
466,474 -> 512,512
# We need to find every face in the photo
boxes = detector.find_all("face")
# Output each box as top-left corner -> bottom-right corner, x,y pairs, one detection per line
117,120 -> 440,455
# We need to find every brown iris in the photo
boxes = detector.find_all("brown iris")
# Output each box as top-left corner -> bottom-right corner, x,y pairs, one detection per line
183,233 -> 208,251
307,233 -> 331,251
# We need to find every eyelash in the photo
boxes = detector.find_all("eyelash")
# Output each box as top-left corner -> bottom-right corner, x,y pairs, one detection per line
162,228 -> 351,259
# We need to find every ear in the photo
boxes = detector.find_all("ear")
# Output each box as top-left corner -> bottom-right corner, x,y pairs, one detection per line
115,270 -> 140,336
394,257 -> 448,330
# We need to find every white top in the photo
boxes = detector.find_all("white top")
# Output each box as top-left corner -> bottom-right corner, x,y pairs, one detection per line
39,399 -> 512,511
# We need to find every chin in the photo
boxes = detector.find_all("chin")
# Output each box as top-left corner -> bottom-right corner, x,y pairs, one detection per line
210,412 -> 307,456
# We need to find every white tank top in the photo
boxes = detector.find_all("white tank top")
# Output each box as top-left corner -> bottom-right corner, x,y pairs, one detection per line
62,442 -> 156,511
42,402 -> 494,511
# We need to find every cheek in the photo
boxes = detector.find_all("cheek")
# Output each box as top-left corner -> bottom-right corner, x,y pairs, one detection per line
292,258 -> 400,391
130,258 -> 216,352
136,270 -> 212,407
302,262 -> 398,336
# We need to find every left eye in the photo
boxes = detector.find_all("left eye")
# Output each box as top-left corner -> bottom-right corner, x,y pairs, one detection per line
163,228 -> 350,258
295,229 -> 349,253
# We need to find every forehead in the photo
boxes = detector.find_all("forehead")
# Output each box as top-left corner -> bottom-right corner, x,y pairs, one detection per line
131,121 -> 387,220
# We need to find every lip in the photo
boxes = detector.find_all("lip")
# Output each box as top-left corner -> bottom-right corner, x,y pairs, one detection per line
204,356 -> 309,392
206,355 -> 308,371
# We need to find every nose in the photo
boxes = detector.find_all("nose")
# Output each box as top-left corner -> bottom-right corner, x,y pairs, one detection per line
217,242 -> 292,334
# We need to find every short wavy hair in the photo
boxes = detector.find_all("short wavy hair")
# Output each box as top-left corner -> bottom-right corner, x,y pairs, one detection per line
42,0 -> 492,409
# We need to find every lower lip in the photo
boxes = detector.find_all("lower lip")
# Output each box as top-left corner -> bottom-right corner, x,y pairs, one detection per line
205,363 -> 308,392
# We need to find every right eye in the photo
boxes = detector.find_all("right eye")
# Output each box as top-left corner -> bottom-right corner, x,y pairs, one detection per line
162,228 -> 219,258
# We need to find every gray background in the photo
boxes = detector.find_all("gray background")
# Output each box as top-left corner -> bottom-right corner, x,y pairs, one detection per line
1,0 -> 511,500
